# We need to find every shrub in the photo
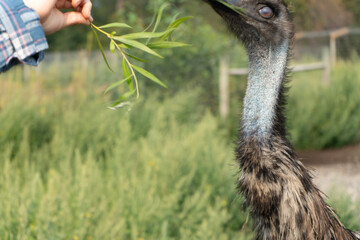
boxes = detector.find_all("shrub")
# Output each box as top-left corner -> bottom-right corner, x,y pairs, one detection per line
287,61 -> 360,149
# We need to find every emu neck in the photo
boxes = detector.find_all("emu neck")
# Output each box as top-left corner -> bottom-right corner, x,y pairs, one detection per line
242,41 -> 289,138
238,40 -> 360,240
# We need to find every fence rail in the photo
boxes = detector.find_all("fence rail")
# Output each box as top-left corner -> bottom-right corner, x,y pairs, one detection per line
296,27 -> 360,65
218,27 -> 360,119
228,61 -> 329,75
294,27 -> 360,40
219,47 -> 331,119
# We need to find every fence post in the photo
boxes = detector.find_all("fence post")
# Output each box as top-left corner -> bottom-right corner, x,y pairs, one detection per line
322,47 -> 331,85
329,35 -> 336,66
219,57 -> 229,119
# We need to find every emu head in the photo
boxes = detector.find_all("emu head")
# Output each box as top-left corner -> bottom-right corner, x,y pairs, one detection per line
205,0 -> 295,137
205,0 -> 294,52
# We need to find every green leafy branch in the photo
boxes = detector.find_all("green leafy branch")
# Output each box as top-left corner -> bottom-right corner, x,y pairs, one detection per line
90,4 -> 191,107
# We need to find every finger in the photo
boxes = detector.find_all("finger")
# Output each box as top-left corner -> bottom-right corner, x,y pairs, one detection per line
63,11 -> 91,27
72,0 -> 83,8
55,0 -> 65,8
56,0 -> 73,9
81,1 -> 93,21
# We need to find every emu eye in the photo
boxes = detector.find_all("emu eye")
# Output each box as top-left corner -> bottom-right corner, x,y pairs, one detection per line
258,6 -> 274,19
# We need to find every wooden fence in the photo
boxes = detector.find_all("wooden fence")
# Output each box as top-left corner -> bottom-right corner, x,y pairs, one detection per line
295,27 -> 360,65
219,27 -> 360,119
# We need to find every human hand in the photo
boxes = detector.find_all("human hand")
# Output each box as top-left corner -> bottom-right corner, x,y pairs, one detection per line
23,0 -> 93,35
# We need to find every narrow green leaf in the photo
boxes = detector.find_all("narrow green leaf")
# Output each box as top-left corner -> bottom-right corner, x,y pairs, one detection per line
113,37 -> 163,58
104,75 -> 132,94
144,3 -> 170,45
153,3 -> 169,33
170,13 -> 180,25
148,41 -> 190,49
118,43 -> 129,49
109,40 -> 115,53
91,26 -> 113,72
125,53 -> 148,62
132,65 -> 167,88
159,16 -> 192,41
169,16 -> 193,29
111,90 -> 136,107
99,23 -> 133,29
122,58 -> 133,91
120,29 -> 173,40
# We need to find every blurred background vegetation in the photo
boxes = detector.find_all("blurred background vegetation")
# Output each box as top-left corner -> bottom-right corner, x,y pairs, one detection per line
1,0 -> 360,239
47,0 -> 360,50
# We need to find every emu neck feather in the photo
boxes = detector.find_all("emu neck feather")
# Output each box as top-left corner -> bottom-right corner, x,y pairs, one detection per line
242,40 -> 289,137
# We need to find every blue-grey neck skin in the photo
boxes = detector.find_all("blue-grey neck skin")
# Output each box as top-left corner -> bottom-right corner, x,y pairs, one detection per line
242,40 -> 289,138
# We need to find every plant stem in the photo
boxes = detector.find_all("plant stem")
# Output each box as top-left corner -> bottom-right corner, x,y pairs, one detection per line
92,22 -> 140,98
91,23 -> 111,37
112,39 -> 140,98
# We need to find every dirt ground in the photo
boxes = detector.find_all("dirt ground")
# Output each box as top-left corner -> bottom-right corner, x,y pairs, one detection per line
299,142 -> 360,201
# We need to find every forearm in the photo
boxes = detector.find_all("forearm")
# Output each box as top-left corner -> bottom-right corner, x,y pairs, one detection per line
0,0 -> 48,72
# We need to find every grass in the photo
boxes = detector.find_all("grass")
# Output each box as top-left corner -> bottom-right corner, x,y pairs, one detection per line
0,59 -> 359,239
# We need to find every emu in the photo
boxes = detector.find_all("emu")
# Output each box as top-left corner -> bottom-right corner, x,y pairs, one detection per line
205,0 -> 360,239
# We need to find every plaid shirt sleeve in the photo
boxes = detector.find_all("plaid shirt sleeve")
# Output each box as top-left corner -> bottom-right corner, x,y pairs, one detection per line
0,0 -> 48,72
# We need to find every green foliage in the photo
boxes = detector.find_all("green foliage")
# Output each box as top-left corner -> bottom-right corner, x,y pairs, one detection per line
287,61 -> 360,149
1,60 -> 360,238
0,75 -> 252,239
91,4 -> 190,105
46,0 -> 360,51
327,188 -> 360,231
225,58 -> 360,150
